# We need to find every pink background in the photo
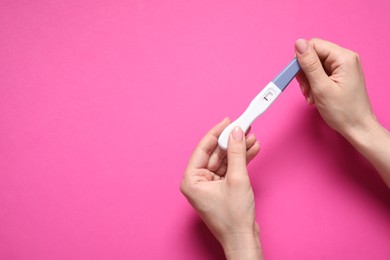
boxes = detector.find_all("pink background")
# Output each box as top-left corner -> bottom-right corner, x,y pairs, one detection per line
1,0 -> 390,259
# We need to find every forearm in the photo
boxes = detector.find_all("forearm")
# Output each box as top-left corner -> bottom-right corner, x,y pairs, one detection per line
221,233 -> 263,260
343,117 -> 390,188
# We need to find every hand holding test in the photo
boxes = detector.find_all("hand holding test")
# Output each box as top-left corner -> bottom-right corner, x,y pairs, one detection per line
218,58 -> 301,150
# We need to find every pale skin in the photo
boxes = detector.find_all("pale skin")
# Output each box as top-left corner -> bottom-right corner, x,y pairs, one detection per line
181,38 -> 390,260
295,38 -> 390,187
180,119 -> 262,259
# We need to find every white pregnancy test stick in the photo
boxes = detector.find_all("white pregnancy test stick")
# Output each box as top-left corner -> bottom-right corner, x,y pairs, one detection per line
218,58 -> 301,150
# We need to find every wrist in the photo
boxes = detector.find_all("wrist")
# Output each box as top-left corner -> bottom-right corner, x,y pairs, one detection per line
221,232 -> 263,260
340,114 -> 380,145
341,114 -> 389,162
341,114 -> 390,188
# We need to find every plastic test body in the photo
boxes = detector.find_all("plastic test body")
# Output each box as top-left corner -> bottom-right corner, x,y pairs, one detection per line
218,58 -> 301,150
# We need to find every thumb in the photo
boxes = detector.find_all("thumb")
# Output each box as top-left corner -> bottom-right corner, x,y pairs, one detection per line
226,126 -> 248,184
295,39 -> 329,92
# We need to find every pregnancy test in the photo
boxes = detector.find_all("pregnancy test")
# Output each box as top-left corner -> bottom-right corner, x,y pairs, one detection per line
218,58 -> 301,150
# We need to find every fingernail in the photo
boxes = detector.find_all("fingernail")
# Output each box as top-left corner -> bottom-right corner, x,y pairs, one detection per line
296,39 -> 308,54
232,126 -> 243,141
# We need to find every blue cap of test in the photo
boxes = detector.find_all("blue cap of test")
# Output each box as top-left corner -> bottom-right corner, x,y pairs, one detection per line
272,58 -> 301,91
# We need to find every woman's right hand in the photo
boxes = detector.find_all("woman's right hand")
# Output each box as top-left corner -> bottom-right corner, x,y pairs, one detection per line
295,38 -> 390,188
295,38 -> 377,139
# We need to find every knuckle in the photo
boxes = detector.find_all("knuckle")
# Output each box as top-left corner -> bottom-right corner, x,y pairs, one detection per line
352,51 -> 361,62
343,50 -> 360,65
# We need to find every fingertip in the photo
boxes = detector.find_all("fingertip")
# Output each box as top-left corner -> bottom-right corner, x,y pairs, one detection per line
295,38 -> 309,54
252,141 -> 260,155
255,140 -> 261,151
245,134 -> 257,150
220,117 -> 230,126
246,133 -> 256,141
246,141 -> 261,164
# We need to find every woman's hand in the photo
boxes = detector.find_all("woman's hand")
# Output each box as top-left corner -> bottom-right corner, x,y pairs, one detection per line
295,38 -> 376,138
180,118 -> 263,259
296,38 -> 390,188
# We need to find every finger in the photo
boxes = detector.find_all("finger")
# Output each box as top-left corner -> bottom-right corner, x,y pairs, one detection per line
246,141 -> 260,164
207,146 -> 227,172
207,126 -> 255,172
226,126 -> 249,185
309,38 -> 346,62
309,38 -> 352,76
187,118 -> 230,170
296,72 -> 315,105
214,139 -> 259,177
215,157 -> 227,176
295,39 -> 329,93
245,134 -> 256,149
296,71 -> 310,95
208,132 -> 255,172
245,126 -> 252,136
214,138 -> 260,176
